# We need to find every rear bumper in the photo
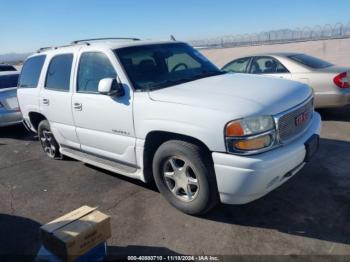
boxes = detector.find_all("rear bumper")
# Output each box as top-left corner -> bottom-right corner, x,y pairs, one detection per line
0,110 -> 23,127
212,112 -> 321,205
315,91 -> 350,108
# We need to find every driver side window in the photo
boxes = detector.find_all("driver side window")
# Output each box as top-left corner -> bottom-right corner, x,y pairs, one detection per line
77,52 -> 116,93
166,53 -> 201,72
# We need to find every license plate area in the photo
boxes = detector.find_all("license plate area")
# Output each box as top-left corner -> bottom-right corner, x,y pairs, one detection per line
304,134 -> 319,162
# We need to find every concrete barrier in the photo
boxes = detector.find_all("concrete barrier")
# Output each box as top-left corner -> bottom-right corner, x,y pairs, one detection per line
200,38 -> 350,68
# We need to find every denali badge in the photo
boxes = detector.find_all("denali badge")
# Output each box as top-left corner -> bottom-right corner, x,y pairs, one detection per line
295,111 -> 309,127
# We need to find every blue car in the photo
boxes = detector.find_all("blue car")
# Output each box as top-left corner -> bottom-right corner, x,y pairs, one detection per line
0,71 -> 22,127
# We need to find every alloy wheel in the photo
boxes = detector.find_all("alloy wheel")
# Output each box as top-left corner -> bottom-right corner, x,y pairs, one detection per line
162,156 -> 200,202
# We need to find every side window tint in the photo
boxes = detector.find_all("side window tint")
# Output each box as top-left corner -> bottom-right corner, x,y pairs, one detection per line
18,55 -> 46,88
222,58 -> 250,73
77,52 -> 116,93
250,57 -> 289,74
45,54 -> 73,91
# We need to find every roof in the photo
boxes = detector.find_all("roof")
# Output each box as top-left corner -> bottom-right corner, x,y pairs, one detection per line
248,52 -> 303,58
35,39 -> 182,55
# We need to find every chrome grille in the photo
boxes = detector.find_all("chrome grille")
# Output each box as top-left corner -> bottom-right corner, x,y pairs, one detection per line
277,98 -> 314,143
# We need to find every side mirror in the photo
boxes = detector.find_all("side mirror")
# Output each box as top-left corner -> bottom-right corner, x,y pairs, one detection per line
98,78 -> 124,97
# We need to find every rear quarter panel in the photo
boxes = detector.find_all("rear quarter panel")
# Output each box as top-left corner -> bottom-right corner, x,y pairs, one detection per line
17,87 -> 41,120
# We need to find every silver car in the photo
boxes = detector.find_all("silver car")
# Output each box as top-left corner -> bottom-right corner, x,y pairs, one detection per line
0,71 -> 22,127
221,53 -> 350,108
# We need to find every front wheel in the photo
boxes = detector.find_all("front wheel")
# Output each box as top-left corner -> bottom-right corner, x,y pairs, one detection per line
152,140 -> 219,215
38,120 -> 63,159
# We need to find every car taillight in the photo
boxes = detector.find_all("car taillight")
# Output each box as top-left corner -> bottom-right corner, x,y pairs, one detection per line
333,72 -> 350,89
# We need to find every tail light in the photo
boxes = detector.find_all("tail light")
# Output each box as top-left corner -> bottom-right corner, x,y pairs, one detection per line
333,72 -> 350,89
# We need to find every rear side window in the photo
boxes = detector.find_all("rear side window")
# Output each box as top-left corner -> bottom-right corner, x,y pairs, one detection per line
250,57 -> 289,74
288,54 -> 332,69
18,55 -> 46,88
0,65 -> 17,72
77,52 -> 116,93
45,54 -> 73,91
0,74 -> 19,89
222,57 -> 250,73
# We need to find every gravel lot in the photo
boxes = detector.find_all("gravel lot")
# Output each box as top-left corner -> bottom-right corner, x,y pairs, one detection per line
0,107 -> 349,261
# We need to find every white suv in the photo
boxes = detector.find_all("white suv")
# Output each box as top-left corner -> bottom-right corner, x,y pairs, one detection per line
17,38 -> 321,215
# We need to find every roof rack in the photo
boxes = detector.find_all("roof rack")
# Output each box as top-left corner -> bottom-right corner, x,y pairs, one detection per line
71,37 -> 140,44
36,42 -> 89,53
37,37 -> 140,53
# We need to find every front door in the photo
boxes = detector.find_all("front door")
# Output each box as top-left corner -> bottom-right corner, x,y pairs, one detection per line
71,51 -> 136,165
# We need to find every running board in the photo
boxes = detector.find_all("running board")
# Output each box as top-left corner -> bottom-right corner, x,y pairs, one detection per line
60,147 -> 140,179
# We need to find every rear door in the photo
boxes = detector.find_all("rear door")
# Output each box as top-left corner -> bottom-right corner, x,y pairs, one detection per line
40,53 -> 80,149
249,56 -> 292,80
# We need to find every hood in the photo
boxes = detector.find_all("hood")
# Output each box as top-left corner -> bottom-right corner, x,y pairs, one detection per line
148,74 -> 312,117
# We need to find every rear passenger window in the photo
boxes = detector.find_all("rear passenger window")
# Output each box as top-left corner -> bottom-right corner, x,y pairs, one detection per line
18,55 -> 46,88
250,57 -> 289,74
77,52 -> 116,93
45,54 -> 73,91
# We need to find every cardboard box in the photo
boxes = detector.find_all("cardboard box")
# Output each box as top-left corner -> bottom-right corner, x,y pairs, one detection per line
40,206 -> 111,262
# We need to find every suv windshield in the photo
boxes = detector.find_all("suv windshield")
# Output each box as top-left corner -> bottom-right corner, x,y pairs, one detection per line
288,54 -> 333,69
115,43 -> 224,90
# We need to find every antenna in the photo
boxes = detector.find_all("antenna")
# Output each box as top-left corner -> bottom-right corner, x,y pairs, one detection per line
170,35 -> 176,41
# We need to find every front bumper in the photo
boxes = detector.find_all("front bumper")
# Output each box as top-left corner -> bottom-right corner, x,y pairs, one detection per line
0,110 -> 23,127
212,112 -> 321,205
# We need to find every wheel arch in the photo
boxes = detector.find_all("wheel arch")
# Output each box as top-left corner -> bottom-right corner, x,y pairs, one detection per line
143,130 -> 213,182
28,112 -> 47,132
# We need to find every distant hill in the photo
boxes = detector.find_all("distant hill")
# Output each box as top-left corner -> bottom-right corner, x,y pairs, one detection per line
0,53 -> 32,64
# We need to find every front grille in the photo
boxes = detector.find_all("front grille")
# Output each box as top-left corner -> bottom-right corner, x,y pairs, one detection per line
278,98 -> 314,143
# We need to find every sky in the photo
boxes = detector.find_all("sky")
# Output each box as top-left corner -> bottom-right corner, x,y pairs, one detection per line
1,0 -> 350,54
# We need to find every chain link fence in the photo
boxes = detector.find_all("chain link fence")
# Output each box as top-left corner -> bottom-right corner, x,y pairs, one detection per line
189,22 -> 350,49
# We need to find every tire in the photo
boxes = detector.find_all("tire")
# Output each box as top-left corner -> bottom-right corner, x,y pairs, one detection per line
38,120 -> 63,160
152,140 -> 219,215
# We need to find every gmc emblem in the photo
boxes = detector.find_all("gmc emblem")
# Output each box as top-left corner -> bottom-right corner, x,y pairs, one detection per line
295,111 -> 309,127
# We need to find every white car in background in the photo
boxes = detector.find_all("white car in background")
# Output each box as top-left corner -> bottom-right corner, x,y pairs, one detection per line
0,71 -> 22,127
17,39 -> 321,215
222,53 -> 350,108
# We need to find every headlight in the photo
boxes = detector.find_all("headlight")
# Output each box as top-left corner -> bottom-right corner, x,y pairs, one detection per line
225,116 -> 276,154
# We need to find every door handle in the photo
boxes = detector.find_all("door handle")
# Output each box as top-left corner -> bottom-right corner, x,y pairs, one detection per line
42,98 -> 50,105
73,103 -> 82,111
